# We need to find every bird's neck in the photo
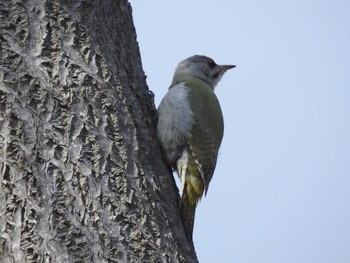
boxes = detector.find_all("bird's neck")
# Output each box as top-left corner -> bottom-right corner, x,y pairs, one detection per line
169,76 -> 214,90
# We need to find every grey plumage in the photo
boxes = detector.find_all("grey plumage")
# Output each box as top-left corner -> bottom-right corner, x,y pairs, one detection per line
157,55 -> 235,245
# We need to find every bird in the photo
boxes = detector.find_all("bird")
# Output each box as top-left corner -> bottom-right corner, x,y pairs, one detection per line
157,55 -> 235,245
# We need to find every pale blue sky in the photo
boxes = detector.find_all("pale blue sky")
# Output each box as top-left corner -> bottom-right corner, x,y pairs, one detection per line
130,1 -> 350,262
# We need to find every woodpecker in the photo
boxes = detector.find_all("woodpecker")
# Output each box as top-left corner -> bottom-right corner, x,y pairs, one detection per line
157,55 -> 235,244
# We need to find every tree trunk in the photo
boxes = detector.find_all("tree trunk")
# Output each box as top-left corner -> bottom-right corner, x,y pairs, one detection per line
0,0 -> 198,262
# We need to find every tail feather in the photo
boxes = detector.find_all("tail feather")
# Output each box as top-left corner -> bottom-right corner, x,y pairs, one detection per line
179,190 -> 196,246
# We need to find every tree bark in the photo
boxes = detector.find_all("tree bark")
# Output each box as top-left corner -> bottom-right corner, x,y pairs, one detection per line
0,0 -> 198,262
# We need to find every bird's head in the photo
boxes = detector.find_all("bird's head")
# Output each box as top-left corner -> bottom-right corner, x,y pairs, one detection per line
171,55 -> 235,88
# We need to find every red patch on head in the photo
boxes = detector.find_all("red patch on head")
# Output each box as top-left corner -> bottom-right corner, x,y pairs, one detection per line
207,57 -> 215,64
206,57 -> 216,68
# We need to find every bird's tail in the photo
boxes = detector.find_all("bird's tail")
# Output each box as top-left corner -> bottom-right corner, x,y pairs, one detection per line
179,189 -> 196,246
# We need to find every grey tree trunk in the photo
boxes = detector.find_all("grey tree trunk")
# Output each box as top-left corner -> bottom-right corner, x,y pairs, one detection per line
0,0 -> 198,262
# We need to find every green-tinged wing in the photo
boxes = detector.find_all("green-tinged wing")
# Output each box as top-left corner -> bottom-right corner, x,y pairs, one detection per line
186,78 -> 224,194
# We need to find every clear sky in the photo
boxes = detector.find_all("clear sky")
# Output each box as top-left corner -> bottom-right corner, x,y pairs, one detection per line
130,1 -> 350,262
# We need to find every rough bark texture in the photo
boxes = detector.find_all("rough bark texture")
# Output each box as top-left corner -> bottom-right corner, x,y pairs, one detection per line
0,0 -> 198,262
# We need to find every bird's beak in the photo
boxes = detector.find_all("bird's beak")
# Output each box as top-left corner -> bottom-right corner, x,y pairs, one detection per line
219,65 -> 236,73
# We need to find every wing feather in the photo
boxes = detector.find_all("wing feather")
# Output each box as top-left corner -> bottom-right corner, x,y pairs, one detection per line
186,79 -> 224,193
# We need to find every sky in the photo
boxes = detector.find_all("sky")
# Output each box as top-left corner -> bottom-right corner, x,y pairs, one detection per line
129,1 -> 350,262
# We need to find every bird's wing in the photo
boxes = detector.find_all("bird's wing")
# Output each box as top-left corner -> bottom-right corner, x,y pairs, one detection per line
186,79 -> 224,194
